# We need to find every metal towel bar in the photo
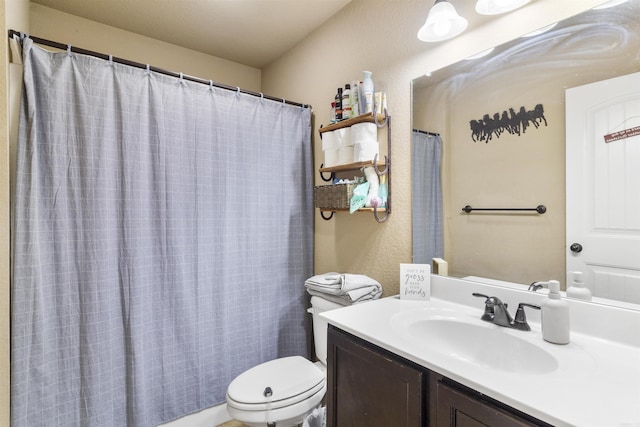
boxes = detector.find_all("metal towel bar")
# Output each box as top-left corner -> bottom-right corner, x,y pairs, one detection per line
462,205 -> 547,214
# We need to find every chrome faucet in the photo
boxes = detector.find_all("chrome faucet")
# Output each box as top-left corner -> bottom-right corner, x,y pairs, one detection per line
472,293 -> 540,331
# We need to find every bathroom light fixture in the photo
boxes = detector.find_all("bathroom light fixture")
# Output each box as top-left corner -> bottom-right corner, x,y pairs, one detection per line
417,0 -> 468,42
475,0 -> 530,15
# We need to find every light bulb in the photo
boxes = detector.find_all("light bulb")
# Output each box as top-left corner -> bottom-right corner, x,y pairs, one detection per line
433,20 -> 452,37
417,0 -> 468,42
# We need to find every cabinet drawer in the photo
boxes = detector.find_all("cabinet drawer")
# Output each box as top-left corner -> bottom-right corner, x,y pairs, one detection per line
435,380 -> 550,427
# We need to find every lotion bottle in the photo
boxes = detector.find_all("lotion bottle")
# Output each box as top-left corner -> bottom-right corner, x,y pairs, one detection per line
566,271 -> 592,301
362,71 -> 374,114
378,175 -> 388,207
541,280 -> 570,344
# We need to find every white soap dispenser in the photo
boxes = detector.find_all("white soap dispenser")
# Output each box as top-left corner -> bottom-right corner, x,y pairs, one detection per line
566,271 -> 592,301
541,280 -> 570,345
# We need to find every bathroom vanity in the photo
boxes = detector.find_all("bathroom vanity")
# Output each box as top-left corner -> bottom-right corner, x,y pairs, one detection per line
321,275 -> 640,427
327,326 -> 549,426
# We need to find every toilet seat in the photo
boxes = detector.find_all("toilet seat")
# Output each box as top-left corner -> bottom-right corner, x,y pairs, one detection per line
226,356 -> 325,412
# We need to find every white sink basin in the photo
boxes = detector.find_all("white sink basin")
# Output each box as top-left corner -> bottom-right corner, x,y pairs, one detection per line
392,308 -> 559,374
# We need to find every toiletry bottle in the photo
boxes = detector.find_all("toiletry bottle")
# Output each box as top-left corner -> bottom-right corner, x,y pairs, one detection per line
374,92 -> 382,114
335,87 -> 343,121
362,71 -> 374,114
378,174 -> 388,207
351,80 -> 360,116
342,84 -> 352,119
541,280 -> 570,344
566,271 -> 592,301
330,101 -> 336,123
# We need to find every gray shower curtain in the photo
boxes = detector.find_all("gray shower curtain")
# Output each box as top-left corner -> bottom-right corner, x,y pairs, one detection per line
412,130 -> 444,264
11,38 -> 313,427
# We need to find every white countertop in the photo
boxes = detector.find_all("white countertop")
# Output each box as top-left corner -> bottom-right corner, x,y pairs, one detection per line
321,275 -> 640,427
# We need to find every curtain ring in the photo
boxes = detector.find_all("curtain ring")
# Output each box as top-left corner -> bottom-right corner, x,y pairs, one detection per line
67,45 -> 72,57
108,55 -> 113,66
236,87 -> 240,95
179,72 -> 184,83
209,80 -> 214,91
145,64 -> 151,75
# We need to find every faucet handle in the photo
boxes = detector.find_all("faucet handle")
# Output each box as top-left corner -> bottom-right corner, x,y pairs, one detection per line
472,293 -> 494,321
472,292 -> 490,300
512,303 -> 541,331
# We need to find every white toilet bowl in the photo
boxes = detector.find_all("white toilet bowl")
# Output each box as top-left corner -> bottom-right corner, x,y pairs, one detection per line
226,356 -> 326,427
225,296 -> 341,427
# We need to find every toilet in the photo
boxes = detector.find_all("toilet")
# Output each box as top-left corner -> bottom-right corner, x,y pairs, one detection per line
225,296 -> 341,427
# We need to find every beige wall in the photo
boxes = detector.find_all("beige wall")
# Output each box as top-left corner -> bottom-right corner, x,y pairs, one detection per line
0,5 -> 8,424
3,0 -> 29,424
414,68 -> 568,285
0,0 -> 611,422
29,3 -> 262,92
0,3 -> 8,425
261,0 -> 609,297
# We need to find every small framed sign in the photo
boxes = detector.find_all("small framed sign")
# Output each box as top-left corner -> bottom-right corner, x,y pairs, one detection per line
400,263 -> 431,300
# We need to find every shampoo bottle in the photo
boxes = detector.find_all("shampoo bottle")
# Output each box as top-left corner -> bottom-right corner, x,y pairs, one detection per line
541,280 -> 570,344
335,87 -> 343,121
566,271 -> 592,301
342,84 -> 352,119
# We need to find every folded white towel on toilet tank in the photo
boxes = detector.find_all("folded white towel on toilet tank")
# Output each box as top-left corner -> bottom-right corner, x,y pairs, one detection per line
304,272 -> 382,305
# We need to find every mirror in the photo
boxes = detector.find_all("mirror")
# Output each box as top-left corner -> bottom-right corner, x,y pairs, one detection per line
411,0 -> 640,308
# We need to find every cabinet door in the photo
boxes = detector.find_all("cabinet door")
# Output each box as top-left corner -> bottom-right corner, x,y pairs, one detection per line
327,326 -> 424,427
436,381 -> 546,427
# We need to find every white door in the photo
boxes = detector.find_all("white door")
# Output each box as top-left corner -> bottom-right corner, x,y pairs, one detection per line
566,72 -> 640,305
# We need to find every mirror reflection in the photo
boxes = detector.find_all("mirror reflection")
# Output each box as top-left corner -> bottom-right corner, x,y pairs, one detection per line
411,0 -> 640,308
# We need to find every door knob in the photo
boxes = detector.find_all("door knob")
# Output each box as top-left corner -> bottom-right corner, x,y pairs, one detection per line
570,243 -> 583,253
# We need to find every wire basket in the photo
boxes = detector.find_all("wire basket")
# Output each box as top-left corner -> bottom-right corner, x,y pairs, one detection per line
313,183 -> 357,209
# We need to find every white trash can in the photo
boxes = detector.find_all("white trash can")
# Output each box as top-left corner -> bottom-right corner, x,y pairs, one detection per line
302,406 -> 326,427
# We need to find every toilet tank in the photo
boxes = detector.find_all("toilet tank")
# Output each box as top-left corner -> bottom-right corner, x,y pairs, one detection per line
308,296 -> 342,365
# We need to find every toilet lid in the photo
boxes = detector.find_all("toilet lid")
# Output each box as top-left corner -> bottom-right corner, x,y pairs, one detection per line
226,356 -> 324,410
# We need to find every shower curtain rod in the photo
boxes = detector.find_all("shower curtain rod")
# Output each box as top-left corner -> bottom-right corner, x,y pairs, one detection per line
413,128 -> 440,136
8,30 -> 311,109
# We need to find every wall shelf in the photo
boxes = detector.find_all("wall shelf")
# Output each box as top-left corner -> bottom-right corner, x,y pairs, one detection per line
319,159 -> 386,174
318,112 -> 388,134
315,111 -> 391,223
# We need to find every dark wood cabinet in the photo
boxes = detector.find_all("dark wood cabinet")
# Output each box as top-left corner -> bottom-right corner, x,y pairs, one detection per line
435,379 -> 547,427
326,325 -> 424,427
327,325 -> 552,427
